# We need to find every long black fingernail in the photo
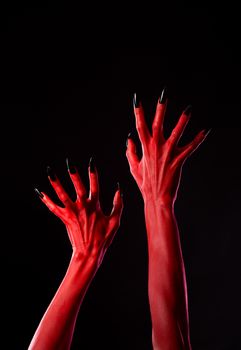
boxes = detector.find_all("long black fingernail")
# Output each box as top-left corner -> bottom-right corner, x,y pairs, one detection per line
126,132 -> 132,147
89,157 -> 95,173
133,93 -> 140,108
183,105 -> 192,117
34,188 -> 44,199
203,128 -> 212,137
117,182 -> 123,197
47,166 -> 56,181
66,157 -> 76,174
159,87 -> 167,104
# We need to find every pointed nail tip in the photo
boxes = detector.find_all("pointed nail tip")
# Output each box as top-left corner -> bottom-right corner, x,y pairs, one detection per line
46,165 -> 51,173
159,86 -> 167,104
133,92 -> 140,108
34,188 -> 44,199
89,156 -> 95,173
66,157 -> 76,174
46,166 -> 56,181
126,132 -> 132,146
204,128 -> 212,136
183,105 -> 192,116
116,182 -> 123,196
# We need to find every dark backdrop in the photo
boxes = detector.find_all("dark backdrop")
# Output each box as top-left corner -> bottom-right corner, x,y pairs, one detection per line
1,4 -> 241,350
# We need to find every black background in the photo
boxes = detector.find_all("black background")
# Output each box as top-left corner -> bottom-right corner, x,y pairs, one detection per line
1,4 -> 241,350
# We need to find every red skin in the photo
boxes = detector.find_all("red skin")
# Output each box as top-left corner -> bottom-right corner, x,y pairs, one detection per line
126,96 -> 210,350
28,163 -> 123,350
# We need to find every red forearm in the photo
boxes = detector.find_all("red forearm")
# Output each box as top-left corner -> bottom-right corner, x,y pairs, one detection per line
144,200 -> 191,350
28,251 -> 98,350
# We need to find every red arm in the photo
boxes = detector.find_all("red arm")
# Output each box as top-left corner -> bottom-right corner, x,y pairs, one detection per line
126,90 -> 210,350
28,158 -> 123,350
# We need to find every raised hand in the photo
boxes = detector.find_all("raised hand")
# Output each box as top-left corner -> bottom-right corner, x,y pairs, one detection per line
35,157 -> 123,264
126,90 -> 210,206
29,158 -> 123,350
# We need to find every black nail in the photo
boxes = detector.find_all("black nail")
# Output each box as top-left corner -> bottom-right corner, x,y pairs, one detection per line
159,87 -> 167,104
133,93 -> 140,108
47,166 -> 56,181
117,182 -> 123,197
126,132 -> 132,147
203,128 -> 212,137
34,188 -> 44,199
89,157 -> 95,173
183,105 -> 192,117
66,157 -> 76,174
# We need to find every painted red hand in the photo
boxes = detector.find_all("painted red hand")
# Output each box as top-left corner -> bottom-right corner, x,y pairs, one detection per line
126,91 -> 210,206
35,158 -> 123,266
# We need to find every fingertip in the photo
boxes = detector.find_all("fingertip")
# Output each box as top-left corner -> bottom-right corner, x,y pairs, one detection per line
113,184 -> 123,207
126,132 -> 132,148
117,182 -> 123,200
133,93 -> 141,108
196,128 -> 211,146
34,187 -> 44,199
191,129 -> 210,150
158,87 -> 167,104
66,157 -> 77,174
89,156 -> 96,173
47,166 -> 56,181
197,129 -> 209,142
203,128 -> 212,138
128,137 -> 137,153
182,105 -> 192,117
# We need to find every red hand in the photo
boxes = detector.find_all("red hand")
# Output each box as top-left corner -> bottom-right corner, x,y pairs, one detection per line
40,157 -> 123,264
29,158 -> 123,350
127,92 -> 209,206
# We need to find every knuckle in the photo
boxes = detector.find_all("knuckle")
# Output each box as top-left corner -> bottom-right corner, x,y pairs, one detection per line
170,130 -> 177,138
152,123 -> 159,131
136,124 -> 143,131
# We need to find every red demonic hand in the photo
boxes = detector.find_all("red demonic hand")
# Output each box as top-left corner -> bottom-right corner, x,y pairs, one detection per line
30,158 -> 123,350
126,91 -> 210,206
35,158 -> 123,266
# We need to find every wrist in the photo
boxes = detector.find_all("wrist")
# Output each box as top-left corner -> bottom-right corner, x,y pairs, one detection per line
143,196 -> 174,211
143,198 -> 179,249
71,249 -> 100,271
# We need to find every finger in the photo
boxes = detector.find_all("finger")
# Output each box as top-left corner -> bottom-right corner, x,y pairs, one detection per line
109,184 -> 123,217
66,158 -> 87,200
47,166 -> 72,207
152,88 -> 167,141
34,188 -> 65,218
108,185 -> 123,233
168,105 -> 192,147
176,129 -> 211,162
133,93 -> 151,146
88,157 -> 99,201
126,134 -> 140,170
126,136 -> 142,185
